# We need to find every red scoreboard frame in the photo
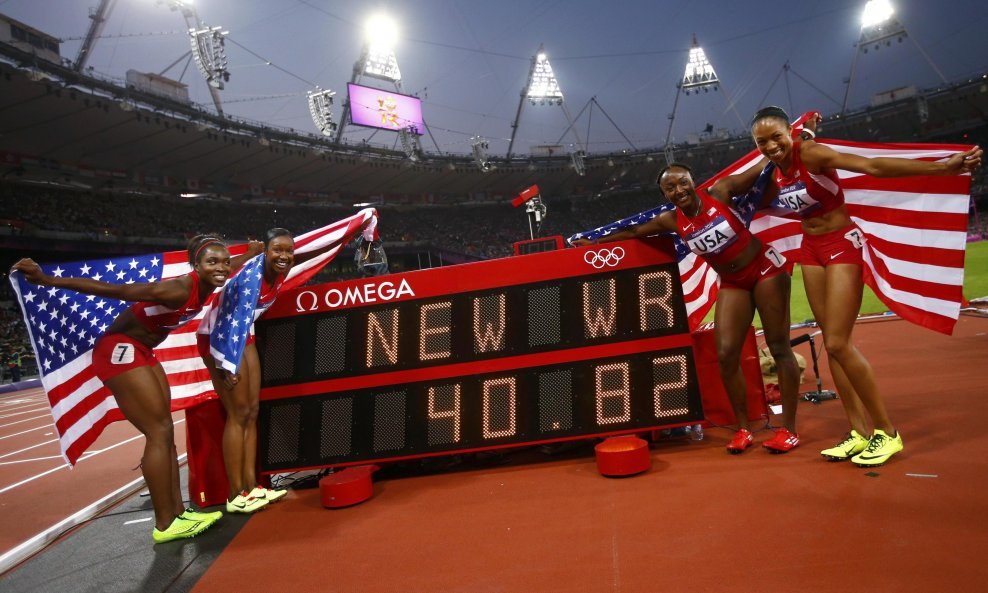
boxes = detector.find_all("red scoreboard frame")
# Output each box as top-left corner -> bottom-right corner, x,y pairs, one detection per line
246,237 -> 721,474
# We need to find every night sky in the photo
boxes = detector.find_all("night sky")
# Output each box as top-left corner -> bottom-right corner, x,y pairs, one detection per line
2,0 -> 986,155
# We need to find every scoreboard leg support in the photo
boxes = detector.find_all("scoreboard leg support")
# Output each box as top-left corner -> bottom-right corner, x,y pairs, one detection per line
690,326 -> 768,426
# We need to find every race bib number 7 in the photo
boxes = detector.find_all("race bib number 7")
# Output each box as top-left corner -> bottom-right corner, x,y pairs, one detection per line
844,228 -> 865,250
111,343 -> 135,365
764,246 -> 786,268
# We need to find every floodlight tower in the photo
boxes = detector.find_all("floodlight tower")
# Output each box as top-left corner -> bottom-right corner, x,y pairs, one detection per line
334,13 -> 440,155
506,46 -> 585,160
840,0 -> 947,115
662,34 -> 741,165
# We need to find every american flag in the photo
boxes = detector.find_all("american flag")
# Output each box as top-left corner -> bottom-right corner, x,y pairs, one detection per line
702,138 -> 973,335
569,114 -> 973,335
206,208 -> 379,374
10,208 -> 379,465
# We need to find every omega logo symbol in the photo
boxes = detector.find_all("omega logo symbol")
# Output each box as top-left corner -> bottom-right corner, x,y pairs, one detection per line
584,247 -> 625,269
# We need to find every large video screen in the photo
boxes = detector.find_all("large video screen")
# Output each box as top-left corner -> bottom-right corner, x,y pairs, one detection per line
347,83 -> 424,135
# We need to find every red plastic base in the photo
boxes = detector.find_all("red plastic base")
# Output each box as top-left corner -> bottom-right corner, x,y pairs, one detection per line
320,465 -> 379,508
594,436 -> 651,477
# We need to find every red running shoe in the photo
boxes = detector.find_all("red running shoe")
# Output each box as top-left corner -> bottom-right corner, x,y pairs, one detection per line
726,428 -> 753,454
763,428 -> 800,453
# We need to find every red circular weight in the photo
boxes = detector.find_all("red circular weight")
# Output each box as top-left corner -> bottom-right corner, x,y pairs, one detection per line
320,465 -> 378,508
594,436 -> 651,477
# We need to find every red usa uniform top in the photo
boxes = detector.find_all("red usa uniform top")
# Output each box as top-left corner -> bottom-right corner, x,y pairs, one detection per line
254,274 -> 285,321
772,141 -> 845,219
131,271 -> 206,334
675,190 -> 753,267
248,273 -> 286,336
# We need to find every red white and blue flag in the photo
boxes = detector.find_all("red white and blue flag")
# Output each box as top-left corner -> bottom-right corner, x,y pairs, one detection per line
9,209 -> 379,465
701,138 -> 973,335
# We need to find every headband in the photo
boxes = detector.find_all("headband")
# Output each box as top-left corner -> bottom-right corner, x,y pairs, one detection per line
193,239 -> 224,263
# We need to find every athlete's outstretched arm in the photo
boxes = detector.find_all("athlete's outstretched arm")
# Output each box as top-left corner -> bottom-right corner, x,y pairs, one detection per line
571,210 -> 678,246
11,258 -> 192,309
802,143 -> 982,177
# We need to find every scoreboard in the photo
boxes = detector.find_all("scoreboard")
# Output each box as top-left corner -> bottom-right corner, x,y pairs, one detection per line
255,237 -> 705,472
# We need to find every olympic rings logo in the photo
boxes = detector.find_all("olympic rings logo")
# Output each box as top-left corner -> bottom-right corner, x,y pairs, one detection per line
583,247 -> 625,269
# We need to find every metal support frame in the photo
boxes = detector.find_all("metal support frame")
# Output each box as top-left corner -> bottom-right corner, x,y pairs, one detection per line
841,11 -> 946,116
75,0 -> 118,72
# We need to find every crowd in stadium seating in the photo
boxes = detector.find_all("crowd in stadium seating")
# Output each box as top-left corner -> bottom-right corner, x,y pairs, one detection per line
0,182 -> 665,257
0,305 -> 33,381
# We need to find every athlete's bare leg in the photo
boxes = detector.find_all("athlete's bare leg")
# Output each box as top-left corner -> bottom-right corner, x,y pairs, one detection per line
105,365 -> 182,531
753,272 -> 800,433
713,288 -> 757,431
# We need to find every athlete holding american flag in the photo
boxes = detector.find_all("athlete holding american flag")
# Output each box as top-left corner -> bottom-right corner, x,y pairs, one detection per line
712,106 -> 982,467
572,159 -> 804,455
197,211 -> 379,515
10,235 -> 261,544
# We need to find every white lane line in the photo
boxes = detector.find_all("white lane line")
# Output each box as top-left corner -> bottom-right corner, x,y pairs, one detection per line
0,456 -> 64,465
0,400 -> 48,411
0,434 -> 147,464
0,395 -> 46,404
0,396 -> 46,407
0,415 -> 54,429
0,452 -> 188,575
0,439 -> 59,460
0,409 -> 50,421
123,517 -> 152,526
83,433 -> 144,455
0,419 -> 185,495
0,425 -> 53,441
0,401 -> 51,415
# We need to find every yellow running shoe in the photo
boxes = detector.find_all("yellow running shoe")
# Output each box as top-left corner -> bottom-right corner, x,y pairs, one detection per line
152,516 -> 211,544
226,492 -> 269,514
181,507 -> 223,524
820,430 -> 869,461
249,486 -> 288,503
851,429 -> 904,467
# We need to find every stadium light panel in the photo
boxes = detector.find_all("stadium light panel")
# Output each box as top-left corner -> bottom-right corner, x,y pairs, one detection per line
526,50 -> 563,105
861,0 -> 894,29
365,14 -> 398,50
362,14 -> 402,81
681,35 -> 719,91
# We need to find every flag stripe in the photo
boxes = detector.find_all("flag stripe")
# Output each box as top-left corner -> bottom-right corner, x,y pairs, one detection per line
859,232 -> 966,268
847,202 -> 969,231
